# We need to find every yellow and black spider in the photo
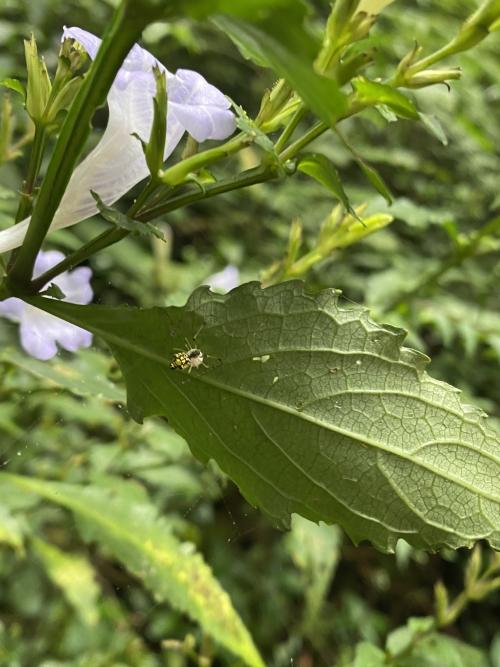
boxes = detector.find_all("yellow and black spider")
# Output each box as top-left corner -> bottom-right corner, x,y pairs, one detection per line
170,335 -> 209,373
170,348 -> 206,372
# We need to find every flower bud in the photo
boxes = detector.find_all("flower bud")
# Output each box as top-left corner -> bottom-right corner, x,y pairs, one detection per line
407,67 -> 461,88
255,79 -> 294,130
434,581 -> 449,627
24,35 -> 51,124
445,0 -> 500,54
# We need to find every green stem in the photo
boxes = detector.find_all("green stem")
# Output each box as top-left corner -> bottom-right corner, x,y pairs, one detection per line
6,124 -> 47,273
279,121 -> 328,161
142,164 -> 276,221
29,165 -> 277,291
274,105 -> 306,153
7,1 -> 158,291
159,133 -> 251,186
14,123 -> 46,224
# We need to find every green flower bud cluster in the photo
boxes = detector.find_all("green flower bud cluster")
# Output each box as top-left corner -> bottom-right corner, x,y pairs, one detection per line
25,35 -> 88,131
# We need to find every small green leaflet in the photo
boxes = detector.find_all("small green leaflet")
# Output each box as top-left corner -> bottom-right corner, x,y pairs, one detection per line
233,103 -> 277,156
30,281 -> 500,553
419,112 -> 448,146
335,130 -> 393,205
91,191 -> 165,241
352,77 -> 419,119
0,78 -> 26,100
39,282 -> 66,300
298,153 -> 360,219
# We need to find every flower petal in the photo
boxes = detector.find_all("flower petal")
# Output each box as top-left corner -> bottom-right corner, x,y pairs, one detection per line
169,69 -> 236,142
0,250 -> 94,359
205,265 -> 239,292
0,28 -> 235,254
0,297 -> 25,322
19,308 -> 60,360
54,266 -> 93,304
34,249 -> 65,277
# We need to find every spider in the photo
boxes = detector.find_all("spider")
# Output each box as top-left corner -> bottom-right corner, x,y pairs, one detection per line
170,340 -> 208,373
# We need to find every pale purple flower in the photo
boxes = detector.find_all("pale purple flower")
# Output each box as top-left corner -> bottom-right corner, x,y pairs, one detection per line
0,250 -> 93,360
205,265 -> 239,292
0,27 -> 236,253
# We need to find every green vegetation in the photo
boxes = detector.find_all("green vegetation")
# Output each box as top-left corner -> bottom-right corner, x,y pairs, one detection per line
2,1 -> 500,665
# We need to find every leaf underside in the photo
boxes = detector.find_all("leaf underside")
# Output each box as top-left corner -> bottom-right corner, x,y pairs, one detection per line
32,281 -> 500,553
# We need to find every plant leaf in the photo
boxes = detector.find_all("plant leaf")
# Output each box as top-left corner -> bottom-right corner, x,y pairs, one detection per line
214,10 -> 348,126
352,77 -> 419,119
419,112 -> 448,146
91,191 -> 165,241
298,153 -> 356,216
0,78 -> 26,100
233,103 -> 278,156
32,537 -> 100,626
184,0 -> 290,20
29,281 -> 500,553
335,129 -> 393,204
1,474 -> 264,667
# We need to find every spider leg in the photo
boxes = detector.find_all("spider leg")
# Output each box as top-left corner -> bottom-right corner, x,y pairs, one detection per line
192,324 -> 204,341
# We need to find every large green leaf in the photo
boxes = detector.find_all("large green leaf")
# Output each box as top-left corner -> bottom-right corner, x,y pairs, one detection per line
30,281 -> 500,552
214,9 -> 347,125
183,0 -> 290,19
0,474 -> 263,667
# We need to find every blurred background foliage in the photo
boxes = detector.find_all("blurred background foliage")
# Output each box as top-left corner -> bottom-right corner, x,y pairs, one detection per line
2,0 -> 500,665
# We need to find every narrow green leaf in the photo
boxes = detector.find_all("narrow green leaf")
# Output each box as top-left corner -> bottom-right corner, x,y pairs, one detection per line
32,537 -> 100,626
419,112 -> 448,146
357,160 -> 393,204
298,153 -> 355,215
335,129 -> 393,204
214,11 -> 348,126
29,281 -> 500,553
91,191 -> 165,241
352,76 -> 419,119
184,0 -> 290,19
0,78 -> 26,100
2,474 -> 264,667
143,67 -> 167,176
